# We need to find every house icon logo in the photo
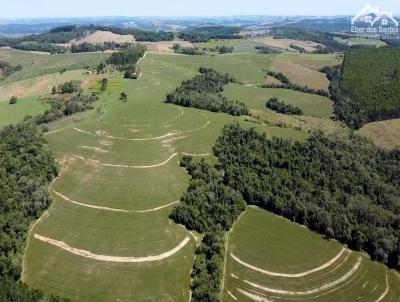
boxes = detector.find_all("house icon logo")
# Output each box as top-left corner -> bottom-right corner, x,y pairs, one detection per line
351,4 -> 399,37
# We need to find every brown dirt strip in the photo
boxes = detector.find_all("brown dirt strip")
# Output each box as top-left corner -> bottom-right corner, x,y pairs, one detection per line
53,190 -> 179,213
243,257 -> 362,296
231,247 -> 347,278
34,234 -> 191,263
72,153 -> 179,169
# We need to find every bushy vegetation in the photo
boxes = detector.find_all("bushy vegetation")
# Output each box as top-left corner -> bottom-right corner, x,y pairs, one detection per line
0,122 -> 69,301
254,45 -> 282,54
266,97 -> 303,115
9,96 -> 18,105
0,60 -> 22,79
13,42 -> 66,54
214,123 -> 400,270
170,157 -> 245,302
263,71 -> 329,96
290,43 -> 307,53
32,81 -> 98,125
165,67 -> 249,116
172,44 -> 204,55
205,45 -> 234,54
332,48 -> 400,128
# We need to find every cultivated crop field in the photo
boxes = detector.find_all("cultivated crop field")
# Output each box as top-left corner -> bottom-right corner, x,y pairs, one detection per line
1,47 -> 394,302
223,207 -> 400,302
20,52 -> 308,301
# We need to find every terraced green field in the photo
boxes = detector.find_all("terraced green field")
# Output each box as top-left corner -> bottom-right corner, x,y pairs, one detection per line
3,49 -> 393,302
21,52 -> 305,301
223,207 -> 400,302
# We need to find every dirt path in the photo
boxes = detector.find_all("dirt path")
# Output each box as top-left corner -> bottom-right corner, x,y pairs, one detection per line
73,127 -> 93,136
227,290 -> 239,301
243,257 -> 362,296
44,127 -> 67,136
181,152 -> 211,157
231,247 -> 347,278
237,289 -> 271,302
34,234 -> 191,263
375,273 -> 389,302
53,190 -> 180,213
72,153 -> 179,169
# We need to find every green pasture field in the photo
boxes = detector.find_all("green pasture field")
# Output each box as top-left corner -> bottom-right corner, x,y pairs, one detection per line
0,47 -> 109,83
0,96 -> 48,127
223,83 -> 334,118
23,52 -> 305,301
272,54 -> 331,90
223,207 -> 400,302
357,118 -> 400,150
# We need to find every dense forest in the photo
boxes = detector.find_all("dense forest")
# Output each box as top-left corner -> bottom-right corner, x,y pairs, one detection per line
170,157 -> 246,301
334,47 -> 400,128
165,67 -> 249,116
213,123 -> 400,270
263,71 -> 329,96
0,122 -> 68,301
266,97 -> 303,115
105,44 -> 145,74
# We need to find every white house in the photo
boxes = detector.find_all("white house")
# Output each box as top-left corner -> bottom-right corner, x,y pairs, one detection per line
351,4 -> 380,25
371,11 -> 399,27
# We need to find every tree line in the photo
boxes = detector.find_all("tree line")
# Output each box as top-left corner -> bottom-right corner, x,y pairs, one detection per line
262,71 -> 329,97
165,67 -> 249,116
266,97 -> 303,115
170,156 -> 246,302
0,122 -> 69,301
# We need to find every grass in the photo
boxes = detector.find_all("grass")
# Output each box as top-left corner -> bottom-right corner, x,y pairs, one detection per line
223,83 -> 333,119
272,54 -> 331,90
223,207 -> 400,302
22,52 -> 305,301
0,47 -> 109,83
357,118 -> 400,150
0,69 -> 99,102
0,96 -> 49,127
9,51 -> 367,302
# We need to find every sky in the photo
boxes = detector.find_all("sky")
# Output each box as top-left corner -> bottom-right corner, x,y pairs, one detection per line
0,0 -> 400,18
